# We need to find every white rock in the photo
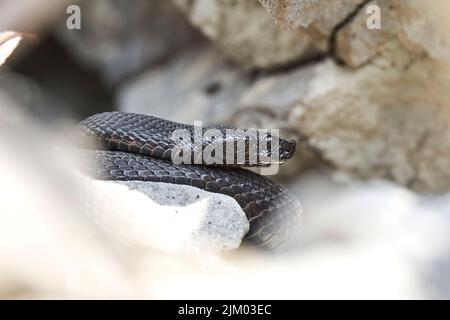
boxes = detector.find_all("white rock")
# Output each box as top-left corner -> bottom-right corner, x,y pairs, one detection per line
336,0 -> 450,67
259,0 -> 363,31
82,180 -> 249,253
173,0 -> 321,69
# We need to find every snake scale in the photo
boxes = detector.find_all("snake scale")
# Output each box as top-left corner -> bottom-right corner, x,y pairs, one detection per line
73,112 -> 301,250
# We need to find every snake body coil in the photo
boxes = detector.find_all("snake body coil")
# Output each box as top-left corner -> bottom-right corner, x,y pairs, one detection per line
74,112 -> 301,249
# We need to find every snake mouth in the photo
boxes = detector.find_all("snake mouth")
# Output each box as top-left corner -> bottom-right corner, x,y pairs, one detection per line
257,159 -> 288,166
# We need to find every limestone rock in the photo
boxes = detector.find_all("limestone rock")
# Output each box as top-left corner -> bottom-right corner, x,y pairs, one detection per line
335,0 -> 450,68
227,0 -> 450,193
259,0 -> 365,31
173,0 -> 321,69
83,180 -> 249,253
231,55 -> 450,193
259,0 -> 450,67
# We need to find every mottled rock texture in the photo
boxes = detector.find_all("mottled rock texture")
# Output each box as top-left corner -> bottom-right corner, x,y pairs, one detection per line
173,0 -> 450,193
173,0 -> 321,68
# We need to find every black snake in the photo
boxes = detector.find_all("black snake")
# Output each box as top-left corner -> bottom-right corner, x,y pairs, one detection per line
73,112 -> 301,250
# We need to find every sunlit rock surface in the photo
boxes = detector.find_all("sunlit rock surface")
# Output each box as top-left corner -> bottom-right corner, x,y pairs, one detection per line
83,180 -> 249,253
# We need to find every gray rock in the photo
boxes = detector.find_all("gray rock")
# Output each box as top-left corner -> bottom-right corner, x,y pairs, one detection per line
259,0 -> 364,31
118,45 -> 249,124
235,56 -> 450,193
55,0 -> 200,85
84,180 -> 249,252
173,0 -> 321,69
336,0 -> 450,68
232,1 -> 450,193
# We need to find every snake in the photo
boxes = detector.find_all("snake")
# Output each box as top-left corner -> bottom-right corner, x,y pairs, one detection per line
72,112 -> 301,250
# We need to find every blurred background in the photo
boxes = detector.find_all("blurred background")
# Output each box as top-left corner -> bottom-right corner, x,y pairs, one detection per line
0,0 -> 450,299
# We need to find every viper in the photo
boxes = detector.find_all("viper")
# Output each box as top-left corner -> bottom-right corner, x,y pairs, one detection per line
73,111 -> 301,250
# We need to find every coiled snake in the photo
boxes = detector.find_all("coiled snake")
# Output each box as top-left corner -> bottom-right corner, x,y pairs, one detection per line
73,112 -> 301,250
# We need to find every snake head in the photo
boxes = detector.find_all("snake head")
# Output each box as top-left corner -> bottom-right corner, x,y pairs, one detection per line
278,138 -> 297,163
240,131 -> 296,167
258,134 -> 296,166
